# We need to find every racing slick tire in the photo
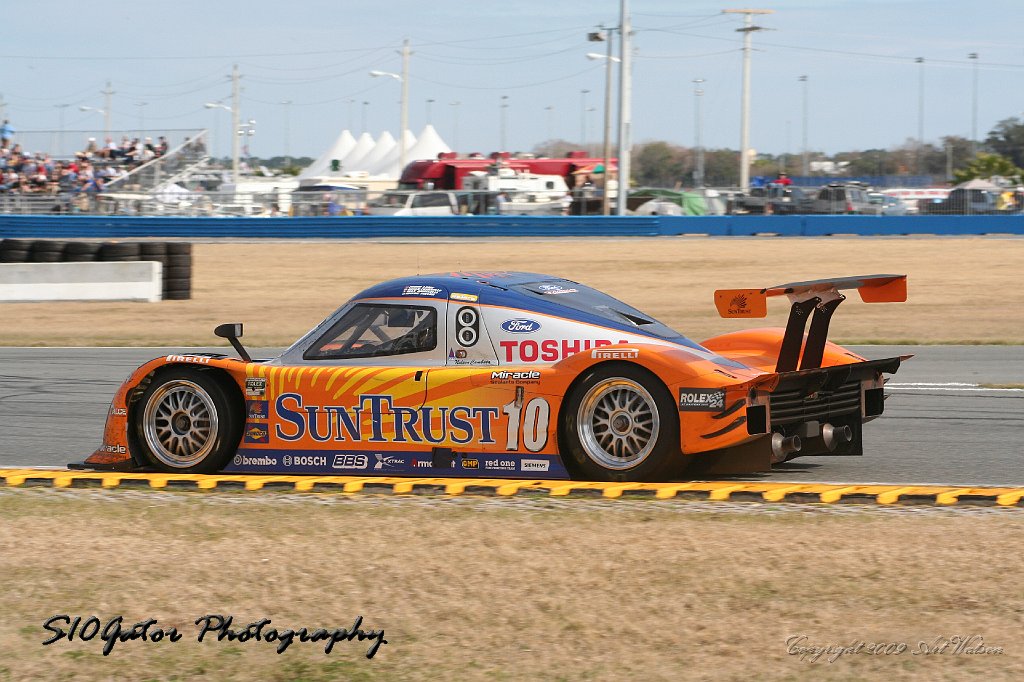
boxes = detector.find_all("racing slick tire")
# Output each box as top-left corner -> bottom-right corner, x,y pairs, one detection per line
134,368 -> 242,473
561,363 -> 684,482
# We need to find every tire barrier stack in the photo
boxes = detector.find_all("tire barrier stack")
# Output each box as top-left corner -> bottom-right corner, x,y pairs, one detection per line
0,239 -> 192,300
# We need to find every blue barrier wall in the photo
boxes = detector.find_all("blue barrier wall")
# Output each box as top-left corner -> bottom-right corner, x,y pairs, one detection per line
0,214 -> 1021,238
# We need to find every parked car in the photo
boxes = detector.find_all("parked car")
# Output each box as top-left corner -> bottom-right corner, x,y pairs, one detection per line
918,187 -> 1000,215
732,185 -> 815,215
812,183 -> 878,214
868,193 -> 907,216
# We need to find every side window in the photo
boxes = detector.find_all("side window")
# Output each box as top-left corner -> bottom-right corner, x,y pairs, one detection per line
304,304 -> 437,360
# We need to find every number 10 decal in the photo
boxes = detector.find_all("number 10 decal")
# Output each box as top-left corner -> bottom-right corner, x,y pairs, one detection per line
503,394 -> 551,452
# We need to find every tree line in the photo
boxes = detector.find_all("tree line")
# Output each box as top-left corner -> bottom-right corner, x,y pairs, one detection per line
534,117 -> 1024,188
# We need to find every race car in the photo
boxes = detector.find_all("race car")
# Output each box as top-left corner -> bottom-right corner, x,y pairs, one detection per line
77,271 -> 908,481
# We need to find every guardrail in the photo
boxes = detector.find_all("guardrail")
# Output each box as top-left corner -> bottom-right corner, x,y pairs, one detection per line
0,214 -> 1021,239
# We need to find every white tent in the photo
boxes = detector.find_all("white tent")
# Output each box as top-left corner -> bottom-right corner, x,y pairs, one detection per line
366,129 -> 418,178
298,129 -> 357,180
356,131 -> 398,175
335,132 -> 376,174
404,125 -> 450,164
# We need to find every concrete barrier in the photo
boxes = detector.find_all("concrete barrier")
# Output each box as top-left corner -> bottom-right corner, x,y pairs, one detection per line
0,261 -> 163,302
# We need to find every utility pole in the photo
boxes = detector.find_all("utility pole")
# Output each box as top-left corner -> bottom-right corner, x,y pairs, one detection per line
101,81 -> 115,140
231,64 -> 241,184
723,8 -> 773,192
693,78 -> 705,187
968,52 -> 979,157
400,38 -> 411,174
588,26 -> 614,216
916,57 -> 925,175
616,0 -> 632,215
799,75 -> 809,176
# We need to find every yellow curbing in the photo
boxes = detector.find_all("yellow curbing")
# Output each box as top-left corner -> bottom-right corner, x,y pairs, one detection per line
1,469 -> 1023,506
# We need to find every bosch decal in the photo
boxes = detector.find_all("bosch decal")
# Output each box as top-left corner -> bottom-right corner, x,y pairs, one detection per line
500,319 -> 542,334
283,455 -> 327,467
678,389 -> 726,411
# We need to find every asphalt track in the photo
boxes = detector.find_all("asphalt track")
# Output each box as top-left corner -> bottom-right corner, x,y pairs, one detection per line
1,345 -> 1021,487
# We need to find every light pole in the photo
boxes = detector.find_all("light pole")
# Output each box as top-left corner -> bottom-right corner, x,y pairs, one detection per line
799,75 -> 809,176
916,56 -> 925,175
280,98 -> 292,166
369,38 -> 411,174
346,98 -> 356,131
580,89 -> 590,148
545,105 -> 555,141
361,101 -> 369,134
693,78 -> 705,187
968,52 -> 979,157
723,8 -> 773,191
204,101 -> 240,182
617,0 -> 632,216
450,101 -> 461,152
587,31 -> 619,216
425,98 -> 435,125
238,119 -> 256,163
499,95 -> 510,151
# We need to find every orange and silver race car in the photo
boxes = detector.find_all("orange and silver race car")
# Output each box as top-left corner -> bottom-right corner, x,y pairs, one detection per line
76,271 -> 908,481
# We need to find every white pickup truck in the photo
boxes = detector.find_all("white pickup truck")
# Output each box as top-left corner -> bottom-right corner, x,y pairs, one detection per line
365,191 -> 458,216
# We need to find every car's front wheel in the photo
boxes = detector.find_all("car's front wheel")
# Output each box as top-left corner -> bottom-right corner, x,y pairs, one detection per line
135,369 -> 242,473
561,364 -> 683,481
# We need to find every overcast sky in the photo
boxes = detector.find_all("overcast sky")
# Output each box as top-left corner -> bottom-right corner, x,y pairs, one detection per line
3,1 -> 1023,161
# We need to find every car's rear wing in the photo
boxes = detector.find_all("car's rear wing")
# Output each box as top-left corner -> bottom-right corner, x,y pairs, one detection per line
713,274 -> 907,372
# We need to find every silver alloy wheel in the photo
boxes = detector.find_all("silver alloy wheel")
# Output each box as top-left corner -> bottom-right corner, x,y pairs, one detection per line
141,379 -> 219,469
577,378 -> 660,470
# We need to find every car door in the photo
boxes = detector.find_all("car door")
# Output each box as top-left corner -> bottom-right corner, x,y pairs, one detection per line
263,300 -> 447,472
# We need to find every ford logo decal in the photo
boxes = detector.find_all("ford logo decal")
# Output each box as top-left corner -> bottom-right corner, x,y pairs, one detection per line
501,319 -> 541,334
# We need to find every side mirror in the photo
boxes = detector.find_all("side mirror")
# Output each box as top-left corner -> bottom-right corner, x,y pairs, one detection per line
214,323 -> 243,339
213,322 -> 251,362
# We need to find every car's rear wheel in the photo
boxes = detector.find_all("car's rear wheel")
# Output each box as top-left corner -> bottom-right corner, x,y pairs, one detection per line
135,369 -> 241,473
562,364 -> 682,482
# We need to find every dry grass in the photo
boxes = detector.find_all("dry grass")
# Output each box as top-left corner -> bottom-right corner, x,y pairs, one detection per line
1,490 -> 1021,681
3,236 -> 1024,346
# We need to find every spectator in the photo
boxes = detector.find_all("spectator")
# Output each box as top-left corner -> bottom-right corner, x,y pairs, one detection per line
0,119 -> 13,148
560,191 -> 573,215
773,172 -> 792,186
